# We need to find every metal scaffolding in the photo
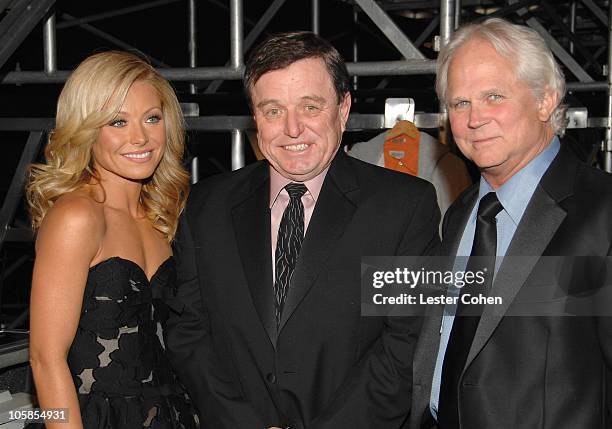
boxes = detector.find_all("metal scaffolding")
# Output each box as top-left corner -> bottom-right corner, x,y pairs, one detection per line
0,0 -> 611,251
0,0 -> 608,366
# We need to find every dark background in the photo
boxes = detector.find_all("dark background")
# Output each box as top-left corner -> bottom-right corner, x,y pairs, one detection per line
0,0 -> 608,394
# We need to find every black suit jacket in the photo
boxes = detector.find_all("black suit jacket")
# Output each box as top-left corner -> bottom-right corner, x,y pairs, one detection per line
408,144 -> 612,429
166,150 -> 440,429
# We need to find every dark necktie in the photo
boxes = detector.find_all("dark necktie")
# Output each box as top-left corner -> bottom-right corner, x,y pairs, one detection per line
274,183 -> 308,327
438,192 -> 503,429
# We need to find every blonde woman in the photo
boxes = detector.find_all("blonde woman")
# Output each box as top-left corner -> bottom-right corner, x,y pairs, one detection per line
27,51 -> 196,428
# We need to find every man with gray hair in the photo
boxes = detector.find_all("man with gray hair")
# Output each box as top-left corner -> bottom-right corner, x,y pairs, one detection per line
408,18 -> 612,429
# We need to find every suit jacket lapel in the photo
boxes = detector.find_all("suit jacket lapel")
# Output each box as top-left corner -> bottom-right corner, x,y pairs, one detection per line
279,152 -> 359,332
231,163 -> 277,347
466,145 -> 577,368
441,186 -> 478,258
411,187 -> 477,391
412,301 -> 445,387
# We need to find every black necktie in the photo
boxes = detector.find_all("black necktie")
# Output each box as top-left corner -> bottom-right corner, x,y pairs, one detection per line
274,183 -> 308,327
438,192 -> 503,429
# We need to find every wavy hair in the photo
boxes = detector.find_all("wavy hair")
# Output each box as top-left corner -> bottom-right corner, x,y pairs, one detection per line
26,50 -> 189,241
436,18 -> 567,136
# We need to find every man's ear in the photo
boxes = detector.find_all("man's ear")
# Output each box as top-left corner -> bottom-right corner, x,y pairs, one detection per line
252,112 -> 265,154
246,130 -> 265,161
339,92 -> 352,132
538,86 -> 558,123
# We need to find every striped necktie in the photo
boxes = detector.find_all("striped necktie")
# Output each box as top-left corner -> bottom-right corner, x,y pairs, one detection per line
274,183 -> 308,327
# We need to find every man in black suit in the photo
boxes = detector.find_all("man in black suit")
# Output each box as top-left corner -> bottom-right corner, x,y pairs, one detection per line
166,32 -> 440,429
408,18 -> 612,429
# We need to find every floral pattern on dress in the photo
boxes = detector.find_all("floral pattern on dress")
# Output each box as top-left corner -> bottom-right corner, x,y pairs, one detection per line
67,257 -> 198,429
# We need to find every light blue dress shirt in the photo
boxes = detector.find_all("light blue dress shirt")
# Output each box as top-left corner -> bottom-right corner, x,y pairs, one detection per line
429,137 -> 561,418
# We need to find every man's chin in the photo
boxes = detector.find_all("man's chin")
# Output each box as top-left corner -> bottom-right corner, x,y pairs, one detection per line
475,157 -> 506,172
284,172 -> 317,182
270,165 -> 318,182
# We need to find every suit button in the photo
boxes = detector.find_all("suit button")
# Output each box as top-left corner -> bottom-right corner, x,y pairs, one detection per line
266,372 -> 276,383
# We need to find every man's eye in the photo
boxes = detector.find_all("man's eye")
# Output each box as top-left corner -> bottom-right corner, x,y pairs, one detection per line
305,105 -> 319,112
452,100 -> 469,109
487,93 -> 504,102
146,114 -> 162,124
109,119 -> 126,127
265,108 -> 280,118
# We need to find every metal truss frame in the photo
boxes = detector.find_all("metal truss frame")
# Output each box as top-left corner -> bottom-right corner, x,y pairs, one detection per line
0,0 -> 611,249
0,0 -> 609,364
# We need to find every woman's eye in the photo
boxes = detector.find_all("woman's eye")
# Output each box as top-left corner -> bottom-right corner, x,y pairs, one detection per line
109,119 -> 126,127
146,115 -> 162,123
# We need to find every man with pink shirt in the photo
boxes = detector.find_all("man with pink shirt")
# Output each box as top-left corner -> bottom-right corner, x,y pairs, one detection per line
166,31 -> 440,429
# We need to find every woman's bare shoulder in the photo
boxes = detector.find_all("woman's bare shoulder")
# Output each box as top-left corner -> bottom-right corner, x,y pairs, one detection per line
37,189 -> 106,252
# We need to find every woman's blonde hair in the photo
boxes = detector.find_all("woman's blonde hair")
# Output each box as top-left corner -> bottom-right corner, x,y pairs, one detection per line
26,50 -> 190,241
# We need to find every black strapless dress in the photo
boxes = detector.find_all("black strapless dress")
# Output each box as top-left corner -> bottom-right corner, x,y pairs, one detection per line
66,256 -> 198,429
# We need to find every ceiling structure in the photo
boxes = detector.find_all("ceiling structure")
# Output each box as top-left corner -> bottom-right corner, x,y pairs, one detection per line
0,0 -> 609,336
0,0 -> 610,216
1,1 -> 609,113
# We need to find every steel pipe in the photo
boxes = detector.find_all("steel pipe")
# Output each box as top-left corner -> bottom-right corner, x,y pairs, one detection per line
61,13 -> 169,68
56,0 -> 181,29
191,157 -> 199,184
43,13 -> 57,74
604,0 -> 612,172
354,0 -> 425,59
5,67 -> 610,88
231,129 -> 245,170
0,132 -> 45,252
353,7 -> 359,91
454,0 -> 461,30
569,1 -> 576,55
188,0 -> 197,94
346,60 -> 436,75
1,59 -> 441,84
229,0 -> 245,169
439,0 -> 455,142
567,81 -> 607,91
143,67 -> 246,81
439,0 -> 455,47
3,112 -> 610,133
206,0 -> 287,94
312,0 -> 320,34
230,0 -> 244,69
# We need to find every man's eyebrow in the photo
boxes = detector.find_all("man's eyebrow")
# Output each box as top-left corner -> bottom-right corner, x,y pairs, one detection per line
448,87 -> 506,102
478,87 -> 505,97
301,95 -> 327,104
256,99 -> 281,109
